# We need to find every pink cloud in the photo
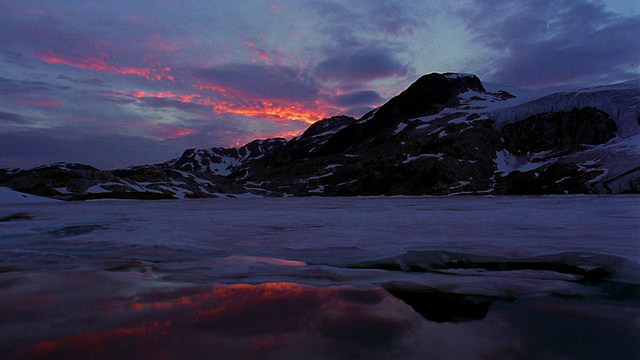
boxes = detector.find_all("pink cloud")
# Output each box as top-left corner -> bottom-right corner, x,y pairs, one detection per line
36,51 -> 174,81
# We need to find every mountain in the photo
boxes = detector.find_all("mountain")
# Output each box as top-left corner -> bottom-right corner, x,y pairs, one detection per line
169,138 -> 287,176
1,73 -> 638,199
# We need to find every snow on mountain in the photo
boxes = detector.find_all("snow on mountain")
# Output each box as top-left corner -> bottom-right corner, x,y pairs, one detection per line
0,187 -> 59,204
171,138 -> 287,176
1,73 -> 638,199
491,80 -> 640,137
488,80 -> 640,194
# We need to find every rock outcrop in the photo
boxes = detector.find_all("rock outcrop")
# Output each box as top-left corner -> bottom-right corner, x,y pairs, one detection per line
1,73 -> 638,199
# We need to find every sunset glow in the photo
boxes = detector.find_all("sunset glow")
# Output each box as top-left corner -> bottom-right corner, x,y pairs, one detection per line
18,281 -> 402,358
30,321 -> 173,356
155,127 -> 196,140
37,51 -> 174,81
212,99 -> 332,124
1,1 -> 637,168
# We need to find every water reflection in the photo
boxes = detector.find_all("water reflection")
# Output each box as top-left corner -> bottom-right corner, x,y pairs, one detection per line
3,272 -> 417,359
1,270 -> 638,359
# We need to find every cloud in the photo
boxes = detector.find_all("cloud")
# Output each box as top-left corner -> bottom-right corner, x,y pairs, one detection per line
136,97 -> 206,111
127,91 -> 210,112
314,49 -> 409,83
15,97 -> 64,108
306,1 -> 425,39
0,130 -> 183,169
190,63 -> 339,123
463,0 -> 640,88
0,49 -> 34,69
364,2 -> 425,37
36,51 -> 175,81
191,63 -> 320,102
0,110 -> 27,124
0,76 -> 68,95
331,90 -> 382,107
57,75 -> 107,87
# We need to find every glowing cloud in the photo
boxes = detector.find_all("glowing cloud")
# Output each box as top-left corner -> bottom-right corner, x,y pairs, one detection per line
211,98 -> 332,124
191,63 -> 343,124
153,124 -> 196,140
37,51 -> 174,81
252,49 -> 273,65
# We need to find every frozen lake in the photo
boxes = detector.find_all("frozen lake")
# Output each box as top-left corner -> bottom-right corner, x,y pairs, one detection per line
1,195 -> 639,359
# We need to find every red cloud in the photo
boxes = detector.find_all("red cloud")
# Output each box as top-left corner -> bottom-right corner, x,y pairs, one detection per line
154,124 -> 195,140
211,98 -> 333,124
190,63 -> 347,126
252,49 -> 273,65
37,51 -> 174,81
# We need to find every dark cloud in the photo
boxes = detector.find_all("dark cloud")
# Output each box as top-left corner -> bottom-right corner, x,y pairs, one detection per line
136,97 -> 210,112
332,90 -> 382,107
0,110 -> 27,124
57,75 -> 107,87
364,2 -> 425,37
191,64 -> 320,102
464,0 -> 640,88
307,1 -> 424,39
0,130 -> 184,169
314,49 -> 409,83
0,76 -> 69,95
0,49 -> 34,69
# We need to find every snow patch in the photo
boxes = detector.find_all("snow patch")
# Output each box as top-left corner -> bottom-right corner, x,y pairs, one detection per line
0,187 -> 60,204
494,150 -> 556,176
403,153 -> 444,164
86,185 -> 110,194
393,122 -> 408,135
308,185 -> 325,194
307,173 -> 334,181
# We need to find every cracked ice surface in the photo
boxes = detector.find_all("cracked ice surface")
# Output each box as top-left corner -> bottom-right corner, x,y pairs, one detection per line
1,195 -> 638,359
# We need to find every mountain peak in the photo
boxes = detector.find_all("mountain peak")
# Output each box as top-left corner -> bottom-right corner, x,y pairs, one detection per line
2,74 -> 638,198
365,72 -> 486,126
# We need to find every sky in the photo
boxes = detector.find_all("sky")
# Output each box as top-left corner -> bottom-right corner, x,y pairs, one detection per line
0,0 -> 638,169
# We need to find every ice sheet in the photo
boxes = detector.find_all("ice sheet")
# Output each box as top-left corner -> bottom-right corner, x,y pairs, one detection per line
1,196 -> 639,359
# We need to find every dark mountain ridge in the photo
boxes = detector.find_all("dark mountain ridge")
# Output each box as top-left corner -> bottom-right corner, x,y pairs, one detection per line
1,73 -> 638,199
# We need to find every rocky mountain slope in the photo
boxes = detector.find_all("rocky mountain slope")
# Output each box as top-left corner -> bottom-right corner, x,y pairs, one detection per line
1,73 -> 638,199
